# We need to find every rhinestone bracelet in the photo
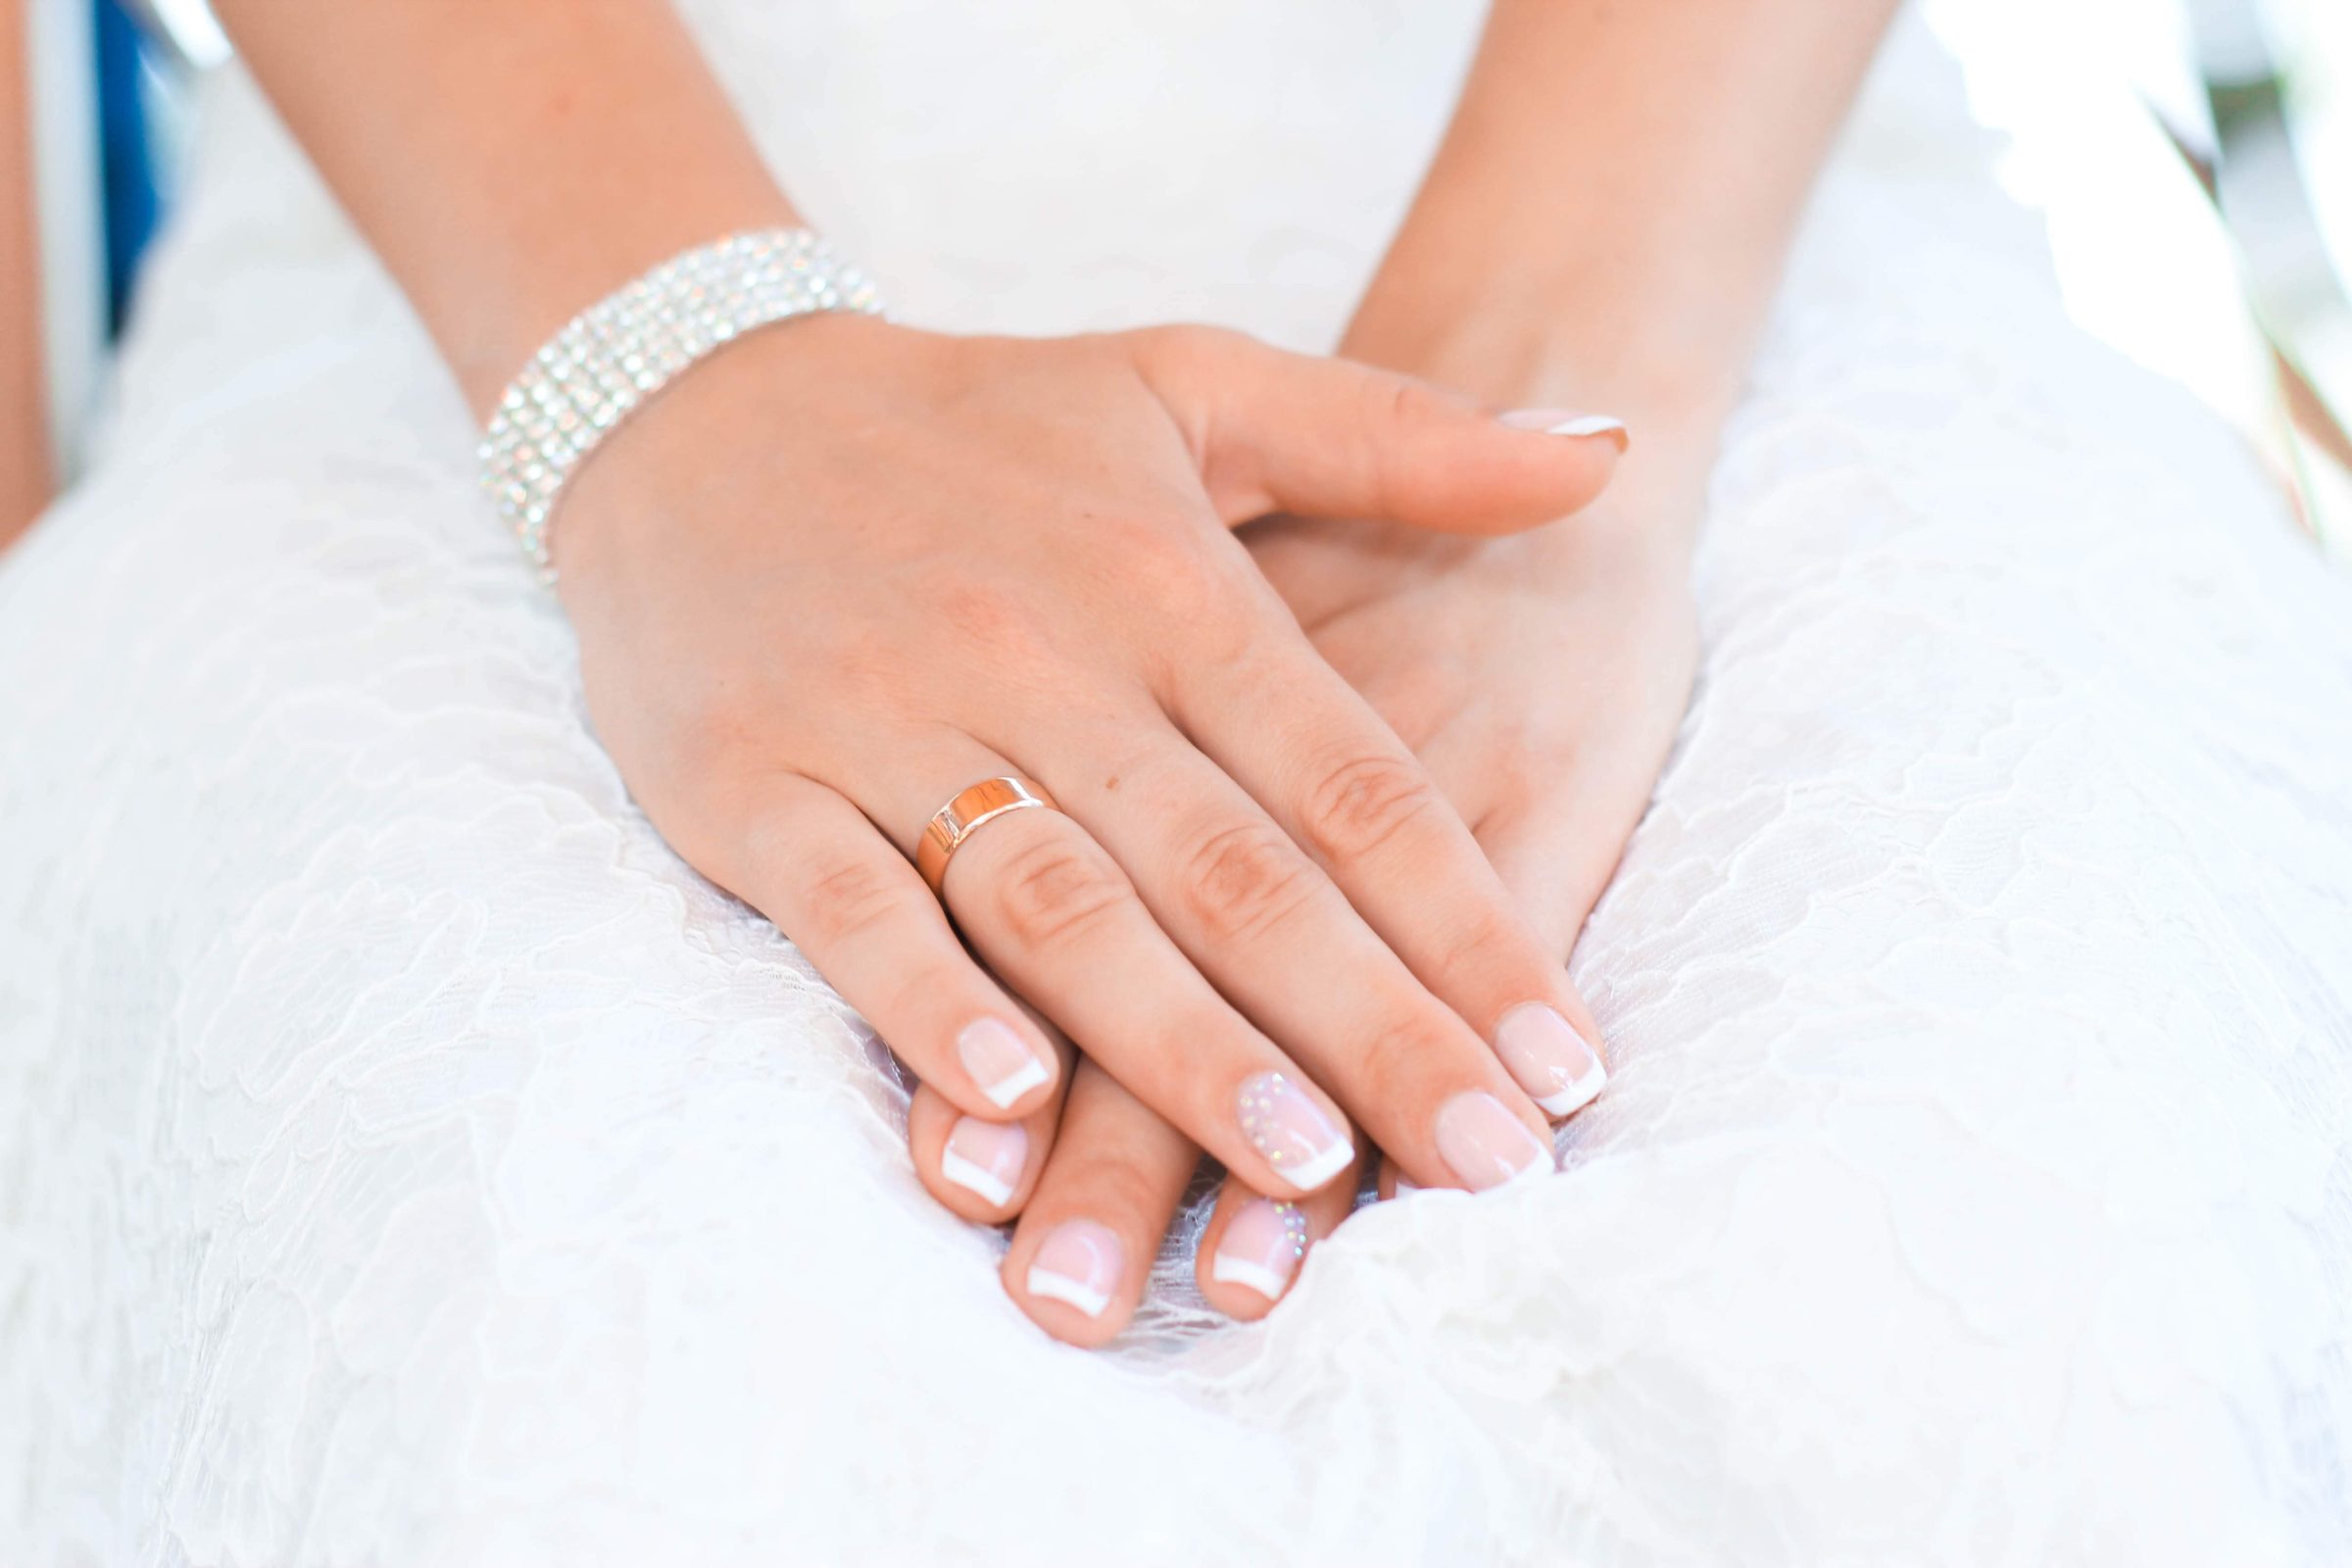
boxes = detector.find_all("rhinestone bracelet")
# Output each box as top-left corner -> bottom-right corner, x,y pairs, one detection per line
476,227 -> 886,577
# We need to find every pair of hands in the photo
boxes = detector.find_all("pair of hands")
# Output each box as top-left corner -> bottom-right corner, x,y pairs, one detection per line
555,313 -> 1698,1346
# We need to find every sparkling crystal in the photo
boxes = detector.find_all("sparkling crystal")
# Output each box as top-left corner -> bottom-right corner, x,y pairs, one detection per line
476,226 -> 887,573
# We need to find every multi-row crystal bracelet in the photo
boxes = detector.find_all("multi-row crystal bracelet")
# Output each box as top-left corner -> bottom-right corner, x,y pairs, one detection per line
476,227 -> 886,578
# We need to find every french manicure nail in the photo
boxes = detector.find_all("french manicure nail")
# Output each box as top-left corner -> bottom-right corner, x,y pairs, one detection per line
957,1016 -> 1052,1109
1494,1002 -> 1609,1117
1237,1071 -> 1354,1192
1210,1199 -> 1310,1302
1026,1219 -> 1125,1319
939,1115 -> 1028,1207
1434,1090 -> 1556,1191
1497,408 -> 1631,449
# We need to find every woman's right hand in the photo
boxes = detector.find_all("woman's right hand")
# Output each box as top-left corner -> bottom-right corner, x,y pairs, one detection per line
554,311 -> 1624,1206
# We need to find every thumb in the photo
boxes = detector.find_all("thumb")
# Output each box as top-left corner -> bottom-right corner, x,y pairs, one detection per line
1135,326 -> 1628,533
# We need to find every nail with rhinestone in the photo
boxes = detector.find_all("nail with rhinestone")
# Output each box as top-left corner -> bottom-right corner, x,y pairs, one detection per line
1236,1071 -> 1353,1193
1210,1198 -> 1311,1302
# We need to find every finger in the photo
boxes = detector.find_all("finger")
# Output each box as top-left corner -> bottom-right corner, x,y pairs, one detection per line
1376,1154 -> 1419,1200
1133,324 -> 1626,534
854,731 -> 1361,1200
1483,746 -> 1673,962
1045,719 -> 1562,1193
1172,648 -> 1610,1123
1195,1146 -> 1360,1320
907,1021 -> 1075,1222
716,774 -> 1062,1119
1004,1058 -> 1199,1348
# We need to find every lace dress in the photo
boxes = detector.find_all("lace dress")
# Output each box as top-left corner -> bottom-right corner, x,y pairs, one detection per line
2,3 -> 2347,1562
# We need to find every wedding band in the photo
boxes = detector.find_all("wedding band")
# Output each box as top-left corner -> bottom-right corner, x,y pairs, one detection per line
917,777 -> 1059,894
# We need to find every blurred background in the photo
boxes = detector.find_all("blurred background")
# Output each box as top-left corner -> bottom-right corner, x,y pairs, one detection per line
11,0 -> 2352,552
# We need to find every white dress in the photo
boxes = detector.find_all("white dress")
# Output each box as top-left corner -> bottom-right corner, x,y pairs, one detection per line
3,3 -> 2349,1563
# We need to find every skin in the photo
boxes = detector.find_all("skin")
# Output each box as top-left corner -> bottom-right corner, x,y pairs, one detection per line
0,0 -> 50,548
190,0 -> 1901,1346
552,312 -> 1621,1202
948,0 -> 1904,1340
209,0 -> 1628,1279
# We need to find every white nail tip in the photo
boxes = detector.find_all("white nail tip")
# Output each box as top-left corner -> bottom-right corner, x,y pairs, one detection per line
978,1055 -> 1050,1109
1544,415 -> 1627,438
939,1146 -> 1015,1207
1276,1138 -> 1355,1194
1536,1060 -> 1609,1118
1209,1254 -> 1295,1302
1026,1267 -> 1111,1319
1503,1149 -> 1558,1188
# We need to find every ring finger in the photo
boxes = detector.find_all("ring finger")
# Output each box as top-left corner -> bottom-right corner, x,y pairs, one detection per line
706,772 -> 1063,1121
852,729 -> 1363,1200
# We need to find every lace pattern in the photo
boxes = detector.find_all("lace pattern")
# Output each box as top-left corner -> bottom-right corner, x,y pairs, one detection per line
1,6 -> 2347,1563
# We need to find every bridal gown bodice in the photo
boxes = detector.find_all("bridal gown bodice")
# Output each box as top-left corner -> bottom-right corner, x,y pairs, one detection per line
658,0 -> 1488,346
4,3 -> 2351,1564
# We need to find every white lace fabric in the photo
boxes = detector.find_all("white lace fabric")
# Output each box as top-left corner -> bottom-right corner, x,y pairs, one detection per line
3,6 -> 2349,1564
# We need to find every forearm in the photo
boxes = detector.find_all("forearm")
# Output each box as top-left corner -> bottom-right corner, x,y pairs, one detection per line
0,0 -> 49,545
1346,0 -> 1897,466
211,0 -> 797,416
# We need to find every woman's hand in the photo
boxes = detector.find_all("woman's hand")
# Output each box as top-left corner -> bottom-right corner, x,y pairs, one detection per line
1250,497 -> 1699,979
553,312 -> 1630,1214
902,464 -> 1702,1344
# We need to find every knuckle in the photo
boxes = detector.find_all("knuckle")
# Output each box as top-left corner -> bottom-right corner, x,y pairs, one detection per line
652,752 -> 789,879
797,635 -> 906,720
1297,751 -> 1445,862
1090,525 -> 1270,680
1130,320 -> 1248,378
1354,1010 -> 1446,1110
1048,1150 -> 1165,1224
930,577 -> 1048,662
1372,368 -> 1447,430
988,831 -> 1133,949
657,702 -> 768,801
1423,906 -> 1527,1004
1101,516 -> 1220,605
792,849 -> 915,950
1173,818 -> 1324,944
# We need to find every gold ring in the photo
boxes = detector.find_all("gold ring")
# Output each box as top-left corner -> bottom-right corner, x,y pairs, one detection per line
916,776 -> 1058,894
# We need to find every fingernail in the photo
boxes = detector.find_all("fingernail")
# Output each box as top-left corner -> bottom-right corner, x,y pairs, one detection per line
1237,1070 -> 1354,1192
1494,1003 -> 1609,1117
1434,1091 -> 1556,1191
1497,408 -> 1631,450
957,1016 -> 1052,1109
1026,1218 -> 1125,1319
1210,1199 -> 1310,1302
939,1115 -> 1028,1207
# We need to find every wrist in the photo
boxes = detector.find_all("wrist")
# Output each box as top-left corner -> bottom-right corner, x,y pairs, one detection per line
1342,282 -> 1741,441
479,227 -> 887,577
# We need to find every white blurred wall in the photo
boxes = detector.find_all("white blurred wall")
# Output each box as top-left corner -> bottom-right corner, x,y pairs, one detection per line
26,0 -> 102,482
